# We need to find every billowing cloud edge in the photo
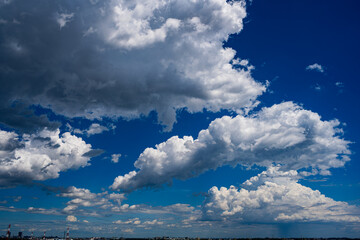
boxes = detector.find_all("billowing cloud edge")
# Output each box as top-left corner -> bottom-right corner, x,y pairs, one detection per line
111,101 -> 350,192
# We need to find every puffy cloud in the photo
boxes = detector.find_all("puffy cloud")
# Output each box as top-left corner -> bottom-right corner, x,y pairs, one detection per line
0,128 -> 93,187
86,123 -> 110,136
111,153 -> 121,163
66,215 -> 78,222
113,218 -> 141,225
143,219 -> 163,225
59,186 -> 114,212
111,102 -> 350,191
59,186 -> 137,217
0,0 -> 264,131
59,186 -> 97,200
202,167 -> 360,223
306,63 -> 325,73
162,203 -> 195,214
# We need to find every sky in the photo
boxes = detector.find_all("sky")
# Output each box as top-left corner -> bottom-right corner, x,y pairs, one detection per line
0,0 -> 360,238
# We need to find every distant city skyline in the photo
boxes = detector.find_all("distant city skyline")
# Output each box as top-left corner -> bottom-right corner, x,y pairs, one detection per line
0,0 -> 360,238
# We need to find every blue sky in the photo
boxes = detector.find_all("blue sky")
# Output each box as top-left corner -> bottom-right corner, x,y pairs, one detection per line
0,0 -> 360,238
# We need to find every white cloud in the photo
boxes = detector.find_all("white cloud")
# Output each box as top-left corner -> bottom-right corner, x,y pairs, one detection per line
202,167 -> 360,223
143,219 -> 164,225
59,186 -> 128,216
66,215 -> 78,222
0,128 -> 93,187
111,154 -> 121,163
306,63 -> 325,73
86,123 -> 110,136
56,13 -> 74,29
335,82 -> 344,87
59,186 -> 97,200
122,228 -> 134,233
66,123 -> 114,136
113,218 -> 141,225
111,102 -> 350,191
60,187 -> 112,210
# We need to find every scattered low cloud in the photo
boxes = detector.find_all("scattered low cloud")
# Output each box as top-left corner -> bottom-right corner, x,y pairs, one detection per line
306,63 -> 325,73
335,82 -> 344,87
13,196 -> 21,202
111,102 -> 350,192
86,123 -> 111,136
111,154 -> 121,163
66,215 -> 78,222
67,123 -> 115,137
202,167 -> 360,223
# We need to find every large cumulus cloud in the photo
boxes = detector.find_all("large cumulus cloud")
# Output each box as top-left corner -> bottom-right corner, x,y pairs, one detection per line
202,167 -> 360,223
0,128 -> 94,187
0,0 -> 264,131
111,102 -> 350,191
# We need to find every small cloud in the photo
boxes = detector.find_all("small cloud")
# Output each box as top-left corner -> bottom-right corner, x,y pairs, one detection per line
13,196 -> 22,202
86,123 -> 110,136
123,228 -> 134,233
83,220 -> 89,223
306,63 -> 325,73
66,215 -> 77,222
82,149 -> 104,158
335,82 -> 344,87
111,154 -> 121,163
314,83 -> 321,91
143,219 -> 164,225
83,27 -> 96,37
56,13 -> 74,29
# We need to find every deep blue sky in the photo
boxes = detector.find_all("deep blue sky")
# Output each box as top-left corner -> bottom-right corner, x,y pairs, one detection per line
0,0 -> 360,238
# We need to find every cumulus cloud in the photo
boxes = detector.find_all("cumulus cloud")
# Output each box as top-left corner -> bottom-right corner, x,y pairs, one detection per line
306,63 -> 325,73
111,102 -> 350,191
0,0 -> 264,131
56,185 -> 196,218
113,218 -> 141,225
59,186 -> 134,216
0,128 -> 93,187
202,167 -> 360,223
111,154 -> 121,163
66,215 -> 78,222
60,186 -> 114,212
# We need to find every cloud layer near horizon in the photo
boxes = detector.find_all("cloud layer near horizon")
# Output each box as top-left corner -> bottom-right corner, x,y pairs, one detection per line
202,167 -> 360,223
0,0 -> 264,131
111,102 -> 350,191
